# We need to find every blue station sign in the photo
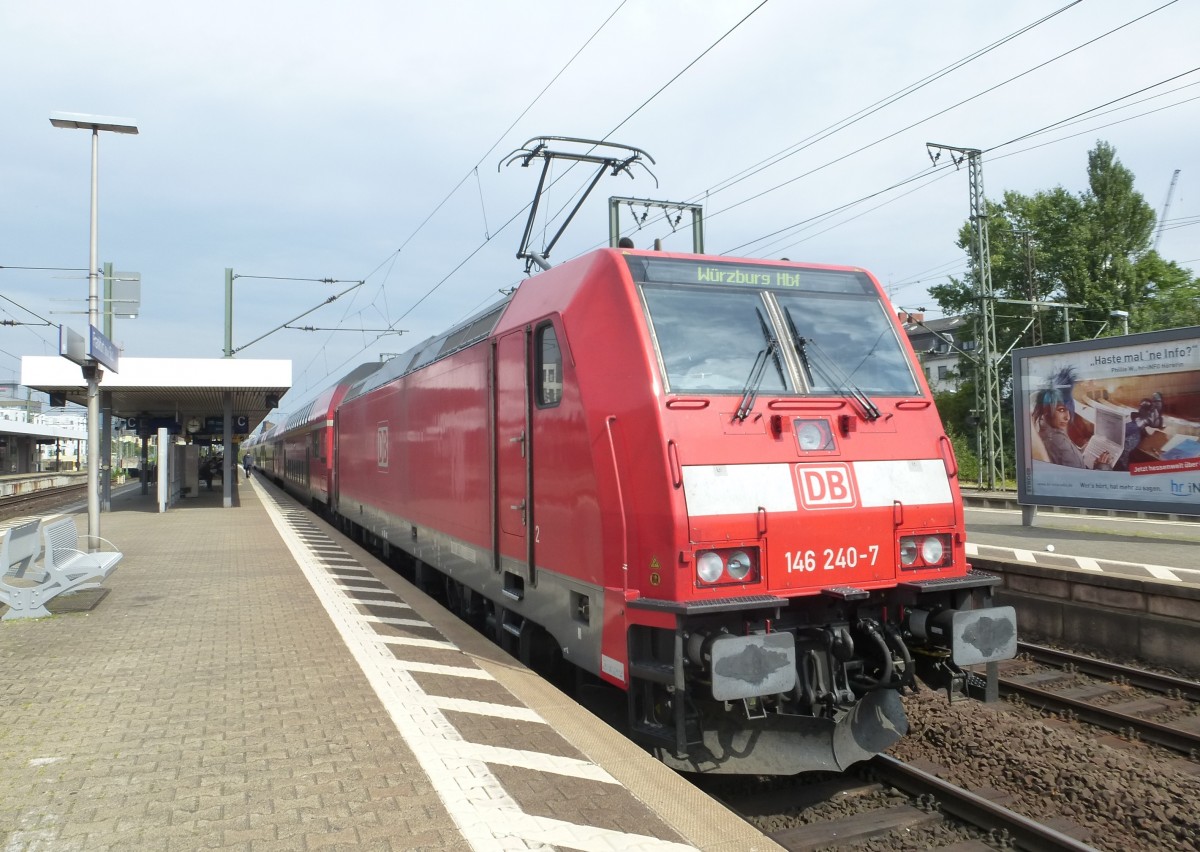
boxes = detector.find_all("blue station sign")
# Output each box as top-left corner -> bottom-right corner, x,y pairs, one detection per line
88,324 -> 120,373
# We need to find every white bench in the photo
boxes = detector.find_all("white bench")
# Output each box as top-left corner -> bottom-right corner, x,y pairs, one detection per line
0,517 -> 123,621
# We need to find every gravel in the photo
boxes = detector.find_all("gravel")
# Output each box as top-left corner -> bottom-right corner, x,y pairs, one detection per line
886,685 -> 1200,850
700,683 -> 1200,850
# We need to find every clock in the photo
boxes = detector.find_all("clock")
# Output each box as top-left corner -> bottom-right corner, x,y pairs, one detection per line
186,417 -> 202,434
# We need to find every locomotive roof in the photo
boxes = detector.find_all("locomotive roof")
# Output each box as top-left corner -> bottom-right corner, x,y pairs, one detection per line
344,295 -> 513,401
270,361 -> 384,435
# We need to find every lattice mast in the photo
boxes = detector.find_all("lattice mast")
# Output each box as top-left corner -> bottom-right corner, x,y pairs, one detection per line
928,143 -> 1005,489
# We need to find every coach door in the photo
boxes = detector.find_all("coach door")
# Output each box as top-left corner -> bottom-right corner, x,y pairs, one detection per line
494,329 -> 533,577
330,412 -> 341,512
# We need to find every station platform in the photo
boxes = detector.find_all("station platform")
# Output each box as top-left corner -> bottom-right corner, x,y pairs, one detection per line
0,477 -> 777,851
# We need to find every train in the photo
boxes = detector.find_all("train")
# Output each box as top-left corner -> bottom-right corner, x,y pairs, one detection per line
245,245 -> 1017,775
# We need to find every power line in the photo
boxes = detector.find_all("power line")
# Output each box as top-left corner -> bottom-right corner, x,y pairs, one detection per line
292,2 -> 632,398
692,1 -> 1083,204
700,0 -> 1182,240
294,1 -> 772,399
295,0 -> 1187,400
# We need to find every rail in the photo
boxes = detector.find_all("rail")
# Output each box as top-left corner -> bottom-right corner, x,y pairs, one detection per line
1019,642 -> 1200,701
867,755 -> 1097,852
0,483 -> 88,523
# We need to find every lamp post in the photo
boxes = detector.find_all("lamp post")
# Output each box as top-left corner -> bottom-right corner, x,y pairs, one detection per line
1111,309 -> 1130,336
50,112 -> 138,548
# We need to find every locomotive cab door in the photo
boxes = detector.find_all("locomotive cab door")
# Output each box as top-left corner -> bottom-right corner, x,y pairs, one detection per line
494,329 -> 532,572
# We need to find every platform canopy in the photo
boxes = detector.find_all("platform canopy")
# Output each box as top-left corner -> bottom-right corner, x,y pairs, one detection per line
20,356 -> 291,434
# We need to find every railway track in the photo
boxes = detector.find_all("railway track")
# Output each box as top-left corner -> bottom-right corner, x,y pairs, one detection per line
703,755 -> 1096,851
1000,642 -> 1200,758
0,482 -> 87,522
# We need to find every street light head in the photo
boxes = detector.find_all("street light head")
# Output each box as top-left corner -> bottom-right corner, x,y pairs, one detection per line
1110,310 -> 1129,318
50,111 -> 139,135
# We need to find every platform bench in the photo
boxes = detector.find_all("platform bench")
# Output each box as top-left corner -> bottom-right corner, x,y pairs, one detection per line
0,517 -> 123,621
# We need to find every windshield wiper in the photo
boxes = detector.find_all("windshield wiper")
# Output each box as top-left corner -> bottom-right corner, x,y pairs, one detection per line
784,307 -> 880,421
735,308 -> 781,421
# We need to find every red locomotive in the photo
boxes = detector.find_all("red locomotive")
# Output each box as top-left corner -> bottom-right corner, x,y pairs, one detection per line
251,246 -> 1017,774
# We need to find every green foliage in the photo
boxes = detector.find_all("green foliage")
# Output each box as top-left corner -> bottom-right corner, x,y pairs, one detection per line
927,141 -> 1199,485
933,387 -> 981,485
932,141 -> 1198,343
946,427 -> 981,487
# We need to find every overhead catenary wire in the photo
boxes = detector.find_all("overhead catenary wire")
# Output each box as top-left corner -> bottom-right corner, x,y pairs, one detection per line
296,0 -> 1190,399
603,0 -> 1090,248
713,0 -> 1184,255
289,1 -> 633,397
293,1 -> 770,397
691,1 -> 1085,205
722,65 -> 1200,260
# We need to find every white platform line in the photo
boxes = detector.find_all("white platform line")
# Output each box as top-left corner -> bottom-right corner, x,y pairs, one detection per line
259,485 -> 698,852
377,635 -> 459,651
418,737 -> 617,783
1145,564 -> 1182,582
1011,549 -> 1037,563
392,659 -> 494,680
426,695 -> 546,723
1075,557 -> 1103,572
350,599 -> 413,610
339,585 -> 393,594
364,614 -> 432,628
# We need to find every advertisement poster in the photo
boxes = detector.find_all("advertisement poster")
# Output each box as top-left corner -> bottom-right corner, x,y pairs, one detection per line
1013,328 -> 1200,513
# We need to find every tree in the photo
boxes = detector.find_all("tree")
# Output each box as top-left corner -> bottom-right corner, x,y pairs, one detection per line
928,141 -> 1177,346
926,141 -> 1199,483
1133,254 -> 1200,329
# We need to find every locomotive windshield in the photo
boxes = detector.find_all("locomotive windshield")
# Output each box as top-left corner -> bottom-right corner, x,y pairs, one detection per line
630,257 -> 920,396
641,287 -> 790,394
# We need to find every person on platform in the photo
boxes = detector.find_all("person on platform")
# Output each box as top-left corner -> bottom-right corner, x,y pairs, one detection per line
242,453 -> 253,480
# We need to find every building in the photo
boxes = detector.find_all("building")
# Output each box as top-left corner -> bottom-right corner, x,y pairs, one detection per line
899,313 -> 970,395
0,383 -> 89,473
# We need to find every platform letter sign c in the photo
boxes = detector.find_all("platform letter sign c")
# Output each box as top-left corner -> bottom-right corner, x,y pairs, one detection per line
377,423 -> 389,469
796,463 -> 857,509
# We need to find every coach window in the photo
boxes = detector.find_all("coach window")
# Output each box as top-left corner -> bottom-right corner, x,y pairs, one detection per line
536,323 -> 563,406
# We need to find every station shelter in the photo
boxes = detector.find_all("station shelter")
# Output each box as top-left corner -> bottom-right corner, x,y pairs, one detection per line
19,356 -> 289,511
0,418 -> 86,476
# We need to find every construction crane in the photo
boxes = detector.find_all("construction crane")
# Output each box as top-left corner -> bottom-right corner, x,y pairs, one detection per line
1153,168 -> 1181,252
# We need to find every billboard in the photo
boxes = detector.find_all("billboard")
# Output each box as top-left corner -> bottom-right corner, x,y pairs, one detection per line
1013,327 -> 1200,514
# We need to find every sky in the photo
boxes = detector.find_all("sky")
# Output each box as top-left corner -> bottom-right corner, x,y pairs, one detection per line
1,0 -> 1197,409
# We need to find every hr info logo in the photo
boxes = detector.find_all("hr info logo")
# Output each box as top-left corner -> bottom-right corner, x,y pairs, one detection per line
796,463 -> 858,509
1170,479 -> 1200,497
376,423 -> 389,469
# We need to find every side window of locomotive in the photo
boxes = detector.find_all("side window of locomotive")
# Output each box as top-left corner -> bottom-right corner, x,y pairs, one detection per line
641,286 -> 790,395
776,293 -> 919,395
536,323 -> 563,407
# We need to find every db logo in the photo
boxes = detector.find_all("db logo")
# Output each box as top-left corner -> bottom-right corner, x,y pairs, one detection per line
376,423 -> 389,469
796,463 -> 857,509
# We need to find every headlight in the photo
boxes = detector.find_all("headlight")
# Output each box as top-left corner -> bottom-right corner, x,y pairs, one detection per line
727,550 -> 753,581
693,547 -> 760,586
920,536 -> 945,565
794,419 -> 833,452
899,533 -> 951,569
697,551 -> 724,584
